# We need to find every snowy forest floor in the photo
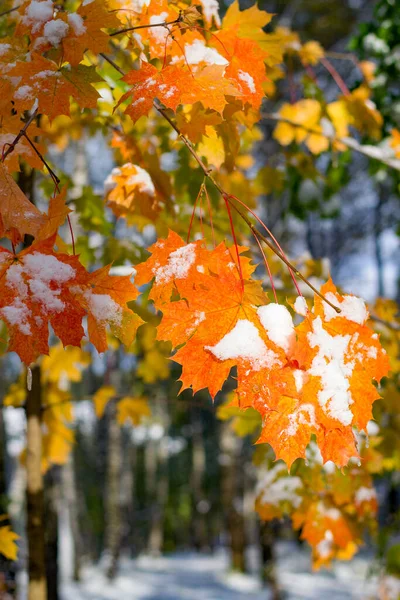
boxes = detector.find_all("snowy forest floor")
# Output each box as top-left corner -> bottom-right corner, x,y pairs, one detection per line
53,542 -> 379,600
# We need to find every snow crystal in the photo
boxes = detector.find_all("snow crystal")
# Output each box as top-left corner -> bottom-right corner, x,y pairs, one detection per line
323,291 -> 368,325
308,316 -> 354,426
29,279 -> 64,312
294,296 -> 308,316
286,403 -> 316,436
256,464 -> 302,507
14,85 -> 34,101
0,44 -> 11,57
1,299 -> 31,335
200,0 -> 221,26
84,292 -> 122,326
149,12 -> 169,43
257,303 -> 295,356
355,486 -> 376,505
22,0 -> 54,33
67,13 -> 86,36
316,530 -> 333,559
367,420 -> 379,436
206,319 -> 281,370
183,39 -> 228,66
293,369 -> 307,392
154,244 -> 196,284
43,19 -> 69,46
238,70 -> 256,94
6,264 -> 28,298
126,165 -> 155,196
24,253 -> 75,283
196,265 -> 205,273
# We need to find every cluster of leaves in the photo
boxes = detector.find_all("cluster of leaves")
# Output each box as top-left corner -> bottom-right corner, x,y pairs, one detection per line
0,0 -> 398,577
135,230 -> 389,470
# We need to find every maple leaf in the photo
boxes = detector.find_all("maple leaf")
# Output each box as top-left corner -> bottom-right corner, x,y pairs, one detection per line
274,100 -> 329,154
36,187 -> 72,241
0,162 -> 46,243
0,114 -> 45,172
10,54 -> 100,120
0,236 -> 142,364
0,522 -> 19,561
222,1 -> 273,44
62,1 -> 120,66
299,41 -> 324,66
116,396 -> 150,425
93,385 -> 116,418
74,263 -> 143,353
213,32 -> 269,110
105,162 -> 161,224
118,62 -> 189,123
181,65 -> 240,115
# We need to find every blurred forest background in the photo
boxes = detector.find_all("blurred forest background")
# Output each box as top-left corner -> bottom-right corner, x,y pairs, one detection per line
1,0 -> 400,599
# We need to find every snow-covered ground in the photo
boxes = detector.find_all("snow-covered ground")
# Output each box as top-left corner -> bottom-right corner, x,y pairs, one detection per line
59,543 -> 378,600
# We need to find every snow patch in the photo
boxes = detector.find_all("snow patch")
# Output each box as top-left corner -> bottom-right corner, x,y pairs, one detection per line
84,292 -> 123,327
286,403 -> 316,436
68,13 -> 86,36
126,165 -> 155,196
257,463 -> 302,507
154,244 -> 196,284
355,486 -> 376,505
257,303 -> 295,356
182,39 -> 228,66
294,296 -> 308,316
22,0 -> 54,33
308,316 -> 354,426
43,19 -> 69,46
323,291 -> 368,325
238,70 -> 256,94
200,0 -> 221,26
206,319 -> 281,371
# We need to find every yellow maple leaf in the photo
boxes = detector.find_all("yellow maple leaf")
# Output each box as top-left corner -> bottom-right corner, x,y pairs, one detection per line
93,385 -> 116,418
0,522 -> 19,561
116,397 -> 150,426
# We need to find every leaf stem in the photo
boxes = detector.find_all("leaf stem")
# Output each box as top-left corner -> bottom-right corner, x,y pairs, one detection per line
1,109 -> 39,163
99,52 -> 341,311
110,17 -> 181,37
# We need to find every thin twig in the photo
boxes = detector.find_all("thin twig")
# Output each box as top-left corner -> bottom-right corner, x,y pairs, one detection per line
110,17 -> 181,37
2,109 -> 39,162
262,112 -> 400,173
321,57 -> 350,96
0,4 -> 20,17
23,133 -> 60,184
100,52 -> 341,310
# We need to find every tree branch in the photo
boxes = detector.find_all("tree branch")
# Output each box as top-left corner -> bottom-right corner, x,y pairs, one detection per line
262,112 -> 400,172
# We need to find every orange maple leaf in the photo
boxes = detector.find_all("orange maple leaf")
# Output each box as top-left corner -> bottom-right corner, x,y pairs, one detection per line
119,63 -> 189,123
10,54 -> 100,120
0,161 -> 46,243
105,163 -> 161,223
0,237 -> 142,364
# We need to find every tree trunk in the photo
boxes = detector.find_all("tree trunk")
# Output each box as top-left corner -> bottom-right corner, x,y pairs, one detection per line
190,408 -> 209,552
220,423 -> 246,572
61,453 -> 83,581
105,401 -> 122,580
259,521 -> 281,600
25,366 -> 47,600
44,467 -> 60,600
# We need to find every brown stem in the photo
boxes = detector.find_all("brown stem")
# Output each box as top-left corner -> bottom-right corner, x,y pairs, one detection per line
100,53 -> 341,309
23,133 -> 60,185
110,17 -> 181,37
320,57 -> 350,96
0,4 -> 20,17
262,112 -> 400,173
226,198 -> 341,313
2,109 -> 38,162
